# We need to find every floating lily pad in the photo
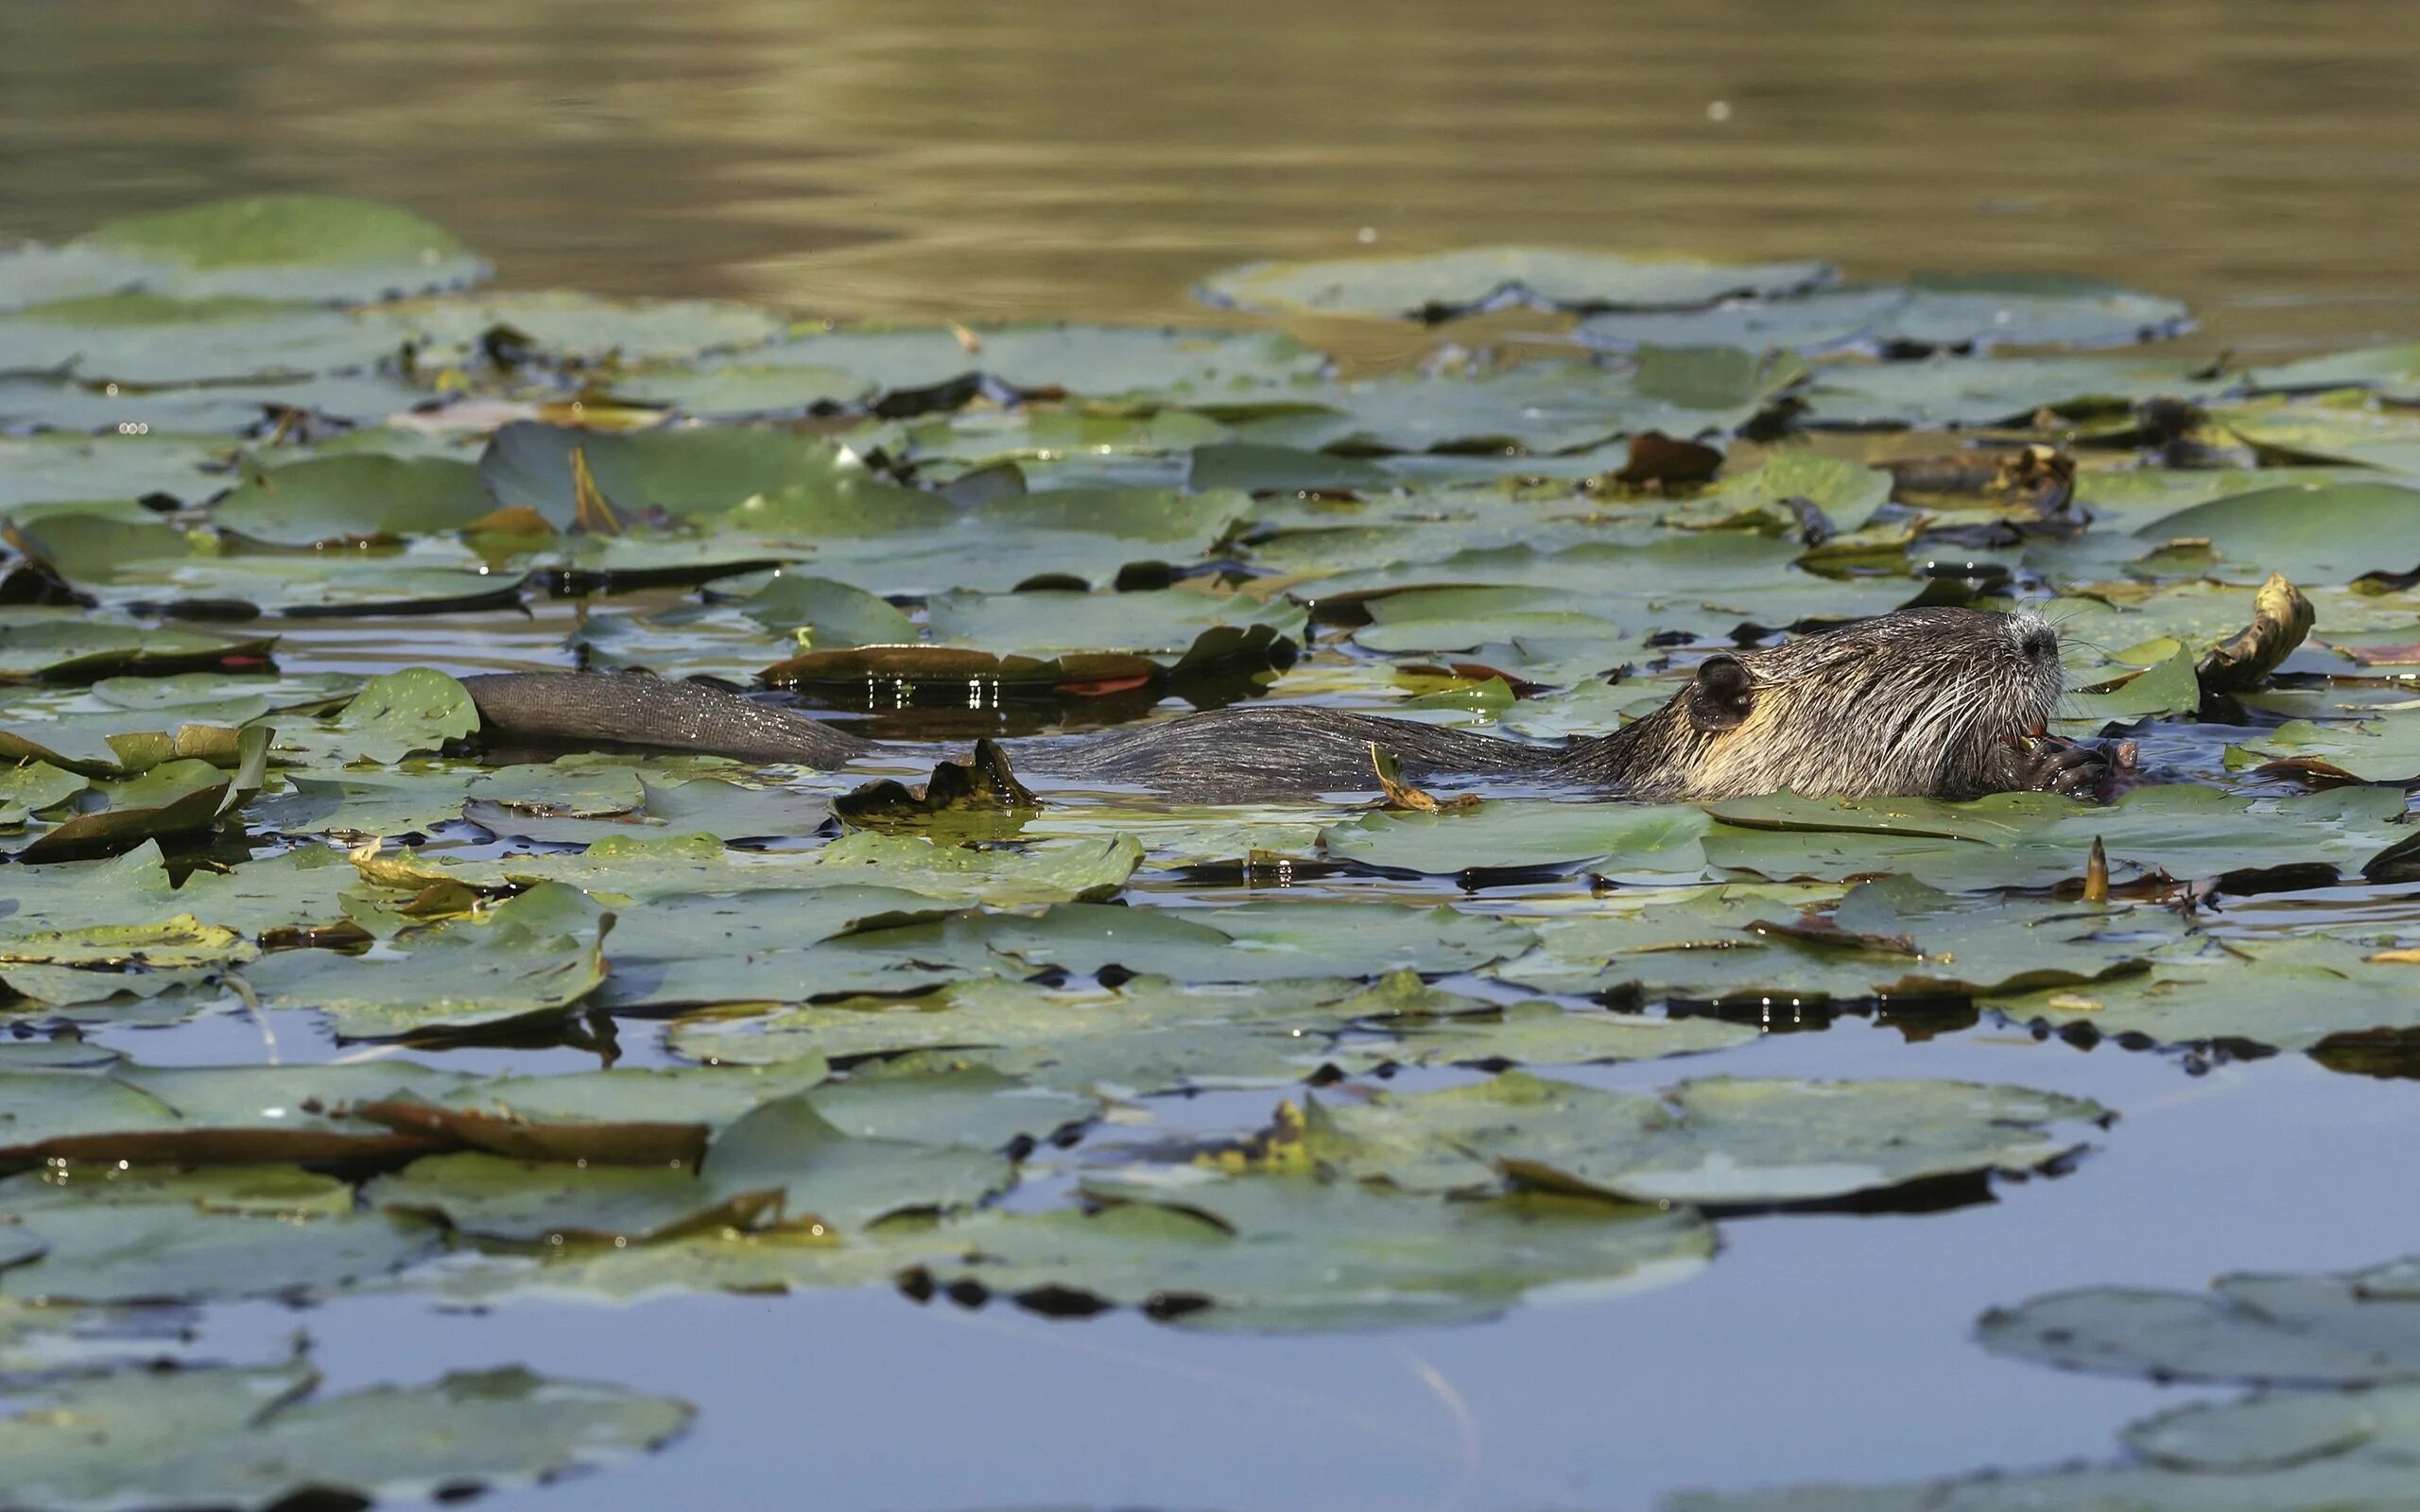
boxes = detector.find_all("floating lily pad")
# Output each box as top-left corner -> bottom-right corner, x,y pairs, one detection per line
383,289 -> 786,367
0,1358 -> 688,1512
1321,799 -> 1710,878
1226,354 -> 1804,455
57,194 -> 486,303
1986,935 -> 2420,1053
1702,785 -> 2409,891
234,883 -> 609,1038
1199,247 -> 1835,320
2228,716 -> 2420,784
270,667 -> 481,765
0,432 -> 228,509
422,830 -> 1143,909
1498,877 -> 2183,1006
1979,1254 -> 2420,1386
209,454 -> 495,544
670,974 -> 1372,1095
925,585 -> 1307,659
636,322 -> 1323,414
372,1095 -> 1008,1241
0,293 -> 405,386
1575,275 -> 2188,356
1277,1070 -> 2102,1204
2248,341 -> 2420,401
0,1166 -> 441,1304
918,1173 -> 1714,1331
2135,479 -> 2420,582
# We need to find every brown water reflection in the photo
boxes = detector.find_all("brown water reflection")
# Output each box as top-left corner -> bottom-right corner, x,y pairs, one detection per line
7,0 -> 2419,356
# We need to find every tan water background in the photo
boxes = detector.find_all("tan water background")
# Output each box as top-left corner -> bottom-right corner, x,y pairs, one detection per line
9,0 -> 2420,359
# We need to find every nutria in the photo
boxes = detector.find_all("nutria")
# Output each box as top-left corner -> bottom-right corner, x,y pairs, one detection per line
460,607 -> 2107,804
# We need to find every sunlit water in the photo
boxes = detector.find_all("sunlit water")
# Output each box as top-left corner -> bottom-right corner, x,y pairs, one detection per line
9,3 -> 2420,1509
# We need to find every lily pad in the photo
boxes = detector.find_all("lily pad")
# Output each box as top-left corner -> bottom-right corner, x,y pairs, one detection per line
209,455 -> 495,544
1575,275 -> 2188,356
0,1359 -> 688,1511
0,1166 -> 440,1304
233,882 -> 610,1038
1282,1070 -> 2103,1204
921,1173 -> 1715,1332
1978,1254 -> 2420,1386
69,194 -> 486,303
1321,799 -> 1710,878
2135,479 -> 2420,582
1199,247 -> 1836,320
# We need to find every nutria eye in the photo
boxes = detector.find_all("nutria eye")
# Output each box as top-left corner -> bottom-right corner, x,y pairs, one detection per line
2020,627 -> 2058,661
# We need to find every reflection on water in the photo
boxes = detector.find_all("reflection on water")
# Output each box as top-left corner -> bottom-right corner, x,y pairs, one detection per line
7,0 -> 2420,354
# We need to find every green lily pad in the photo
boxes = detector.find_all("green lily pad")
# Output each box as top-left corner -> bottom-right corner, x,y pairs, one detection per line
233,882 -> 609,1038
209,455 -> 495,544
0,1166 -> 441,1304
8,507 -> 519,616
432,829 -> 1142,908
2228,715 -> 2420,783
0,615 -> 277,685
1286,1070 -> 2103,1204
74,194 -> 486,302
2135,479 -> 2420,582
1702,785 -> 2410,891
638,322 -> 1323,413
918,1174 -> 1714,1332
1574,275 -> 2189,355
1800,353 -> 2221,429
2249,341 -> 2420,401
475,419 -> 924,530
961,899 -> 1537,982
1498,877 -> 2183,1005
270,667 -> 480,765
1320,799 -> 1710,878
0,293 -> 403,386
1979,1254 -> 2420,1386
372,1094 -> 1009,1241
925,584 -> 1307,659
1199,247 -> 1835,320
15,747 -> 257,863
384,288 -> 786,366
1985,935 -> 2420,1053
0,432 -> 228,510
1667,1408 -> 2420,1511
1226,354 -> 1804,456
669,974 -> 1373,1095
0,1359 -> 687,1512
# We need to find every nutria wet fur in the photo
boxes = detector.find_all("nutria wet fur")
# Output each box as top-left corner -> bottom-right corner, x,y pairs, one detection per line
462,607 -> 2101,803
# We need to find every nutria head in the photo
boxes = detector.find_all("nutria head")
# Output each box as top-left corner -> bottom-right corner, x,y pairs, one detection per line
1597,607 -> 2068,801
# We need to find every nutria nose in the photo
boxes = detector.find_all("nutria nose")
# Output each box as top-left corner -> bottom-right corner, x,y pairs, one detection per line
2020,627 -> 2058,661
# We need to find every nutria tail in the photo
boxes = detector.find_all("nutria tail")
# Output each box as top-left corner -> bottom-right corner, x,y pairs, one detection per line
460,671 -> 876,768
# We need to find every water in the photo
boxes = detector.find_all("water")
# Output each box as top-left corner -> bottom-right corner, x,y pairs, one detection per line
9,3 -> 2420,1508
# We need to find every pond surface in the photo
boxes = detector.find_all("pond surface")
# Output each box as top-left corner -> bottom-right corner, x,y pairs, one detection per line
9,0 -> 2420,351
5,5 -> 2420,1511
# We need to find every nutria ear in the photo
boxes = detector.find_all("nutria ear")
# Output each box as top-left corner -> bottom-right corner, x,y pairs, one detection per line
1685,654 -> 1754,733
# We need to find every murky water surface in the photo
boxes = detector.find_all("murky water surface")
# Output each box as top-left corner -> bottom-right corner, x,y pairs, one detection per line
9,4 -> 2420,1509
